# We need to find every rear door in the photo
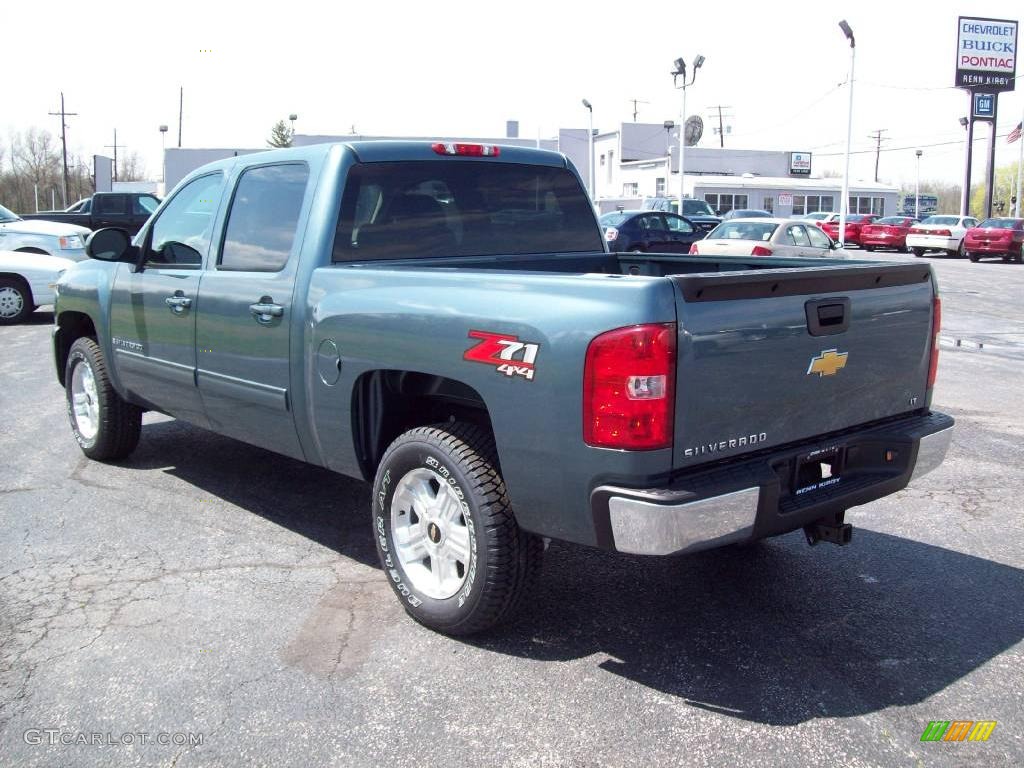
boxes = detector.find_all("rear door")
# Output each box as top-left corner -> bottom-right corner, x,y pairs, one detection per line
638,214 -> 672,252
195,162 -> 311,460
109,172 -> 225,425
93,194 -> 129,229
669,263 -> 935,468
665,214 -> 698,252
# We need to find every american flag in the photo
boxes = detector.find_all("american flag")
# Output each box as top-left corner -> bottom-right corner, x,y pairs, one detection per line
1009,121 -> 1023,144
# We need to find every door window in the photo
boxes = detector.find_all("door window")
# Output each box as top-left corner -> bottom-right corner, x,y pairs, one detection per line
665,215 -> 693,233
96,194 -> 127,214
134,195 -> 160,215
145,172 -> 224,268
806,225 -> 831,249
786,225 -> 811,246
218,163 -> 309,272
641,215 -> 667,232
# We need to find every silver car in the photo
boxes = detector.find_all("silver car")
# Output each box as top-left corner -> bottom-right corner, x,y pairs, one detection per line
0,204 -> 90,261
691,218 -> 847,258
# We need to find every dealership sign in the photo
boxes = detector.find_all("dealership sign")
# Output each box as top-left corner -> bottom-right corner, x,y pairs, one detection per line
956,16 -> 1017,91
789,152 -> 811,176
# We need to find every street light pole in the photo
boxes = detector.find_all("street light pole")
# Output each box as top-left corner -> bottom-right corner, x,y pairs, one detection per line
915,150 -> 922,218
672,55 -> 704,214
289,113 -> 298,143
960,116 -> 973,216
159,125 -> 168,184
838,20 -> 856,248
582,100 -> 594,201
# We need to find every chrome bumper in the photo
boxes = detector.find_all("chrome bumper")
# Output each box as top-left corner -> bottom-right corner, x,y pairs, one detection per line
909,424 -> 953,482
605,487 -> 760,556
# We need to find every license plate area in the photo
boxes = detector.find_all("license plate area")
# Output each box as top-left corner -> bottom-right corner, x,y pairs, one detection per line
794,446 -> 845,496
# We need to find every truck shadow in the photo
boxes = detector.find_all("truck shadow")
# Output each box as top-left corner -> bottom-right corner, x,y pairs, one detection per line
129,419 -> 379,568
469,534 -> 1024,726
127,420 -> 1022,726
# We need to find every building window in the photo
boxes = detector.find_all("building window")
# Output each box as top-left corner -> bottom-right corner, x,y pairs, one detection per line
655,177 -> 665,196
600,154 -> 606,166
792,195 -> 835,216
623,182 -> 638,197
607,150 -> 614,183
764,196 -> 774,214
849,196 -> 885,215
704,193 -> 748,215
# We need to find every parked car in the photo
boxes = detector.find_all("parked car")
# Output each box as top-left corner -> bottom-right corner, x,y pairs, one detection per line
0,204 -> 90,260
21,192 -> 161,236
721,208 -> 772,220
54,141 -> 951,635
690,218 -> 846,258
799,212 -> 832,225
964,218 -> 1024,263
0,249 -> 75,324
906,215 -> 981,258
820,213 -> 880,245
859,216 -> 919,253
641,197 -> 721,235
600,210 -> 704,252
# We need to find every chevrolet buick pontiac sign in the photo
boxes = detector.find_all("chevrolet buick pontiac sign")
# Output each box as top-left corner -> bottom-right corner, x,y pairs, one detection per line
956,16 -> 1017,92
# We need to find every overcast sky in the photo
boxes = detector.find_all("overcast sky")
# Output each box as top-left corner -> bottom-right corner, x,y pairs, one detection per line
4,0 -> 1022,190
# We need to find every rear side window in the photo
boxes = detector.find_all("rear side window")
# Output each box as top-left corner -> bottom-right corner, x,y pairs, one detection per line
219,163 -> 309,271
710,222 -> 778,241
333,160 -> 602,261
95,194 -> 127,214
134,195 -> 159,215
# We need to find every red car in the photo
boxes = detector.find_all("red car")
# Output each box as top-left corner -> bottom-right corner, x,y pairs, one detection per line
820,213 -> 880,246
859,216 -> 918,253
964,218 -> 1024,263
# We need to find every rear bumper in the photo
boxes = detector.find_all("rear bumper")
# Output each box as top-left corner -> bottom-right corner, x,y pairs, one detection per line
906,234 -> 959,250
966,241 -> 1020,255
861,234 -> 905,248
591,411 -> 953,556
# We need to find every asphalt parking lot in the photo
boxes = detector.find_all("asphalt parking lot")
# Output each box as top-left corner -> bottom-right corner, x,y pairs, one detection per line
1,251 -> 1022,767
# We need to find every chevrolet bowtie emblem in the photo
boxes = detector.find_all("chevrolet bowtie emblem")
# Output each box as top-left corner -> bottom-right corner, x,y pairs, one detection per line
807,349 -> 848,377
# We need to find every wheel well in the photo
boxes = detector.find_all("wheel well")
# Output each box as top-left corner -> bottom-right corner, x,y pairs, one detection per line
352,370 -> 493,481
14,247 -> 50,255
0,272 -> 34,303
54,311 -> 97,386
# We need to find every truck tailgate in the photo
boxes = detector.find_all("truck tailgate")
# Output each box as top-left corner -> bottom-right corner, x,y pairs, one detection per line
670,262 -> 936,469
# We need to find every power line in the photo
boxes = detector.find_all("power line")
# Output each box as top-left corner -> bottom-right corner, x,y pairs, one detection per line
868,129 -> 889,181
628,98 -> 650,123
815,130 -> 1018,157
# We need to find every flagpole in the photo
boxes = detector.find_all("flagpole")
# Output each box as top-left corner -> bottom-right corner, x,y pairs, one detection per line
1015,106 -> 1023,217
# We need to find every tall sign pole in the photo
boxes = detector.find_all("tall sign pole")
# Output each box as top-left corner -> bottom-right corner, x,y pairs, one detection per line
955,16 -> 1017,218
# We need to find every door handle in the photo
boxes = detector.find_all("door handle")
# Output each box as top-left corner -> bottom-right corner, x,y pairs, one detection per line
249,298 -> 284,324
165,294 -> 192,313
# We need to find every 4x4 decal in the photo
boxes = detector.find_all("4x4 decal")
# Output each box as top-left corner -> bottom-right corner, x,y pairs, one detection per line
463,330 -> 540,381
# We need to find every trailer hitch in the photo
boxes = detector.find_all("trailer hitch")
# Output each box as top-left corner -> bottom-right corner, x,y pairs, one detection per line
804,512 -> 853,546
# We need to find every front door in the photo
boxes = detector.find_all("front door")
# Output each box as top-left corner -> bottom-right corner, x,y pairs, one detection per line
108,172 -> 225,425
195,162 -> 311,461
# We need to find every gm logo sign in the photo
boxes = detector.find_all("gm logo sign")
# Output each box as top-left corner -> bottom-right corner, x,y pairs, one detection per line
973,93 -> 995,119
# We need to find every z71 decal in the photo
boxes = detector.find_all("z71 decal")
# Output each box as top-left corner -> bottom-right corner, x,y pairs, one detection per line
463,330 -> 540,381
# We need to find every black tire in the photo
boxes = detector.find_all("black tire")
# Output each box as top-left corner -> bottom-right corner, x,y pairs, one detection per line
863,246 -> 875,252
0,277 -> 33,325
912,248 -> 926,257
957,240 -> 966,258
372,423 -> 543,636
969,253 -> 980,263
65,337 -> 142,460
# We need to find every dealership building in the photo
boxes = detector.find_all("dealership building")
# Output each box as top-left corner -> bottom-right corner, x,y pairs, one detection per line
161,120 -> 898,218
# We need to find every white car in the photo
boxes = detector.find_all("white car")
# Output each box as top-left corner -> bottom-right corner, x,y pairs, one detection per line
905,215 -> 980,258
0,204 -> 90,261
691,218 -> 848,259
0,249 -> 75,324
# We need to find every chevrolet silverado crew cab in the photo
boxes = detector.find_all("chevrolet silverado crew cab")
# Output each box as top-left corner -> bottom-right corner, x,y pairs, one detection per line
53,141 -> 953,635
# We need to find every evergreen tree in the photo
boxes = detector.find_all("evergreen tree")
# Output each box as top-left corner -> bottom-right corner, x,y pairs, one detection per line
268,120 -> 294,148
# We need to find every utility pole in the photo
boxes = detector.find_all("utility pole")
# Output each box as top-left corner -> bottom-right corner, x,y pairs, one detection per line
48,92 -> 78,208
708,105 -> 733,148
178,86 -> 183,147
868,128 -> 888,182
104,129 -> 125,182
628,98 -> 650,123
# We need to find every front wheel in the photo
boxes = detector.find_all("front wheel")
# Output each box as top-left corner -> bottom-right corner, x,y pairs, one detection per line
65,337 -> 142,460
372,423 -> 543,635
912,248 -> 926,257
0,278 -> 33,325
969,253 -> 980,263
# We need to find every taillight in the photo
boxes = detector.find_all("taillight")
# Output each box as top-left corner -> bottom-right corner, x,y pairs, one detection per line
751,245 -> 773,256
583,323 -> 676,450
431,142 -> 500,157
604,227 -> 618,242
689,243 -> 699,254
908,227 -> 922,234
932,229 -> 951,237
927,297 -> 941,390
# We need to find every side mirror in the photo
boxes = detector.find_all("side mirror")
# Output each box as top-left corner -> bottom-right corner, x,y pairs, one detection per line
86,228 -> 136,262
831,239 -> 842,250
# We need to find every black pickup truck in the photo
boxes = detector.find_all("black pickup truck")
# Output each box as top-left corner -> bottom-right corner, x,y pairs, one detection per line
22,192 -> 161,235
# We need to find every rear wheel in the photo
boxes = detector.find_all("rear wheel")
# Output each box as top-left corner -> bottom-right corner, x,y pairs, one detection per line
863,246 -> 875,252
969,253 -> 980,263
65,337 -> 142,460
0,278 -> 33,325
912,248 -> 926,257
957,240 -> 966,258
372,423 -> 543,635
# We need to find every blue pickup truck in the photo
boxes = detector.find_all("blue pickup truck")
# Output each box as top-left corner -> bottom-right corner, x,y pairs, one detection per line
52,141 -> 953,635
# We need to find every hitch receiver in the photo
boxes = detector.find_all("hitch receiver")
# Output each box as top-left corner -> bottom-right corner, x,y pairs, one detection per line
804,513 -> 853,546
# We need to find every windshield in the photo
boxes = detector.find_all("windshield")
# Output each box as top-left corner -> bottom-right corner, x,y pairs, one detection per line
875,217 -> 909,225
0,204 -> 22,222
599,212 -> 629,227
335,160 -> 603,260
978,219 -> 1022,229
682,199 -> 715,216
921,216 -> 957,226
708,222 -> 778,241
846,214 -> 872,223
